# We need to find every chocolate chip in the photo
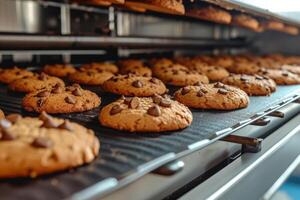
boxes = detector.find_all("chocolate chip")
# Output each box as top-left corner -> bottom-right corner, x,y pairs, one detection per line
0,119 -> 12,129
152,94 -> 162,104
240,76 -> 249,81
0,129 -> 16,141
72,83 -> 81,88
181,87 -> 190,95
147,105 -> 161,117
72,88 -> 82,96
172,69 -> 179,75
16,71 -> 21,75
58,120 -> 73,131
132,80 -> 143,88
65,86 -> 75,92
51,86 -> 62,94
160,99 -> 172,107
39,111 -> 51,121
38,73 -> 47,81
197,90 -> 204,97
194,82 -> 203,86
218,88 -> 229,95
255,75 -> 264,80
36,91 -> 50,97
37,99 -> 45,107
214,82 -> 225,88
32,137 -> 53,148
6,114 -> 21,123
150,78 -> 159,84
129,97 -> 139,109
110,105 -> 122,115
123,97 -> 133,105
282,71 -> 289,76
200,88 -> 208,93
65,96 -> 76,104
42,118 -> 59,128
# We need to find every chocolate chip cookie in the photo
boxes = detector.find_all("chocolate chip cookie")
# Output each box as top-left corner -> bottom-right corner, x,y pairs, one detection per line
68,69 -> 114,85
0,113 -> 99,178
258,69 -> 300,85
174,83 -> 249,110
102,74 -> 167,96
187,6 -> 232,24
99,95 -> 192,132
222,74 -> 276,96
9,73 -> 65,93
43,64 -> 76,78
80,62 -> 119,74
0,67 -> 34,84
22,84 -> 101,113
152,63 -> 209,86
280,64 -> 300,75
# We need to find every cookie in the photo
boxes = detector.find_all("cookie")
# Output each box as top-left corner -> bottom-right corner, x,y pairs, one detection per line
232,14 -> 260,31
9,73 -> 65,93
102,74 -> 167,96
80,62 -> 119,74
0,113 -> 99,178
148,58 -> 173,67
152,63 -> 209,86
227,62 -> 261,75
0,67 -> 34,84
99,95 -> 192,132
22,84 -> 101,113
43,64 -> 76,78
258,69 -> 300,85
222,74 -> 276,96
187,6 -> 232,24
280,65 -> 300,75
174,83 -> 249,110
0,109 -> 4,119
68,70 -> 114,85
211,55 -> 234,69
118,59 -> 145,68
124,0 -> 185,15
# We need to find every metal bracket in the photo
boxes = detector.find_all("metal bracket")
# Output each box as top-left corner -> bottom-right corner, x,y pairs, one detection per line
251,116 -> 271,126
152,160 -> 185,176
221,135 -> 263,153
267,110 -> 285,118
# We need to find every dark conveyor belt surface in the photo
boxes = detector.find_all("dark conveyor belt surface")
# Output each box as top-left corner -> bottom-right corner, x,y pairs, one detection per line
0,84 -> 299,200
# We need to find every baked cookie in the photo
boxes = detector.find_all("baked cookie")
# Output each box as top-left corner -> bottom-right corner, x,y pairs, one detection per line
258,69 -> 300,85
9,73 -> 65,93
174,83 -> 249,110
22,84 -> 101,113
0,109 -> 4,119
43,64 -> 76,78
118,59 -> 145,68
0,67 -> 34,84
123,0 -> 185,15
211,55 -> 234,69
148,58 -> 173,67
68,69 -> 114,85
222,74 -> 276,96
232,14 -> 260,31
152,63 -> 209,86
80,62 -> 119,74
0,113 -> 99,178
227,62 -> 261,75
99,95 -> 192,132
187,6 -> 232,24
280,65 -> 300,75
102,74 -> 167,96
120,65 -> 152,77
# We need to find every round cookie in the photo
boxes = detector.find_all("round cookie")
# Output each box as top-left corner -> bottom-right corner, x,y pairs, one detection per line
187,6 -> 232,24
227,62 -> 261,75
43,64 -> 76,78
102,74 -> 167,96
258,69 -> 300,85
174,83 -> 249,110
222,74 -> 276,96
118,59 -> 144,68
281,64 -> 300,75
0,109 -> 4,119
120,65 -> 152,77
232,14 -> 260,31
9,73 -> 65,93
152,63 -> 209,86
148,58 -> 173,68
22,84 -> 101,113
80,62 -> 119,74
68,70 -> 114,85
0,113 -> 99,178
0,67 -> 34,84
99,95 -> 192,132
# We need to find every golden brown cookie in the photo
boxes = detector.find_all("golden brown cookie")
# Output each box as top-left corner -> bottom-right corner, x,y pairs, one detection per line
0,113 -> 99,178
152,63 -> 209,86
187,6 -> 232,24
99,95 -> 192,132
22,84 -> 101,113
222,74 -> 276,96
102,74 -> 167,96
43,64 -> 76,78
148,58 -> 174,68
68,69 -> 114,86
124,0 -> 185,15
0,67 -> 34,84
232,14 -> 260,31
9,73 -> 65,93
258,69 -> 300,85
118,59 -> 152,76
280,65 -> 300,75
227,62 -> 261,75
80,62 -> 119,74
0,109 -> 4,119
174,83 -> 249,110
